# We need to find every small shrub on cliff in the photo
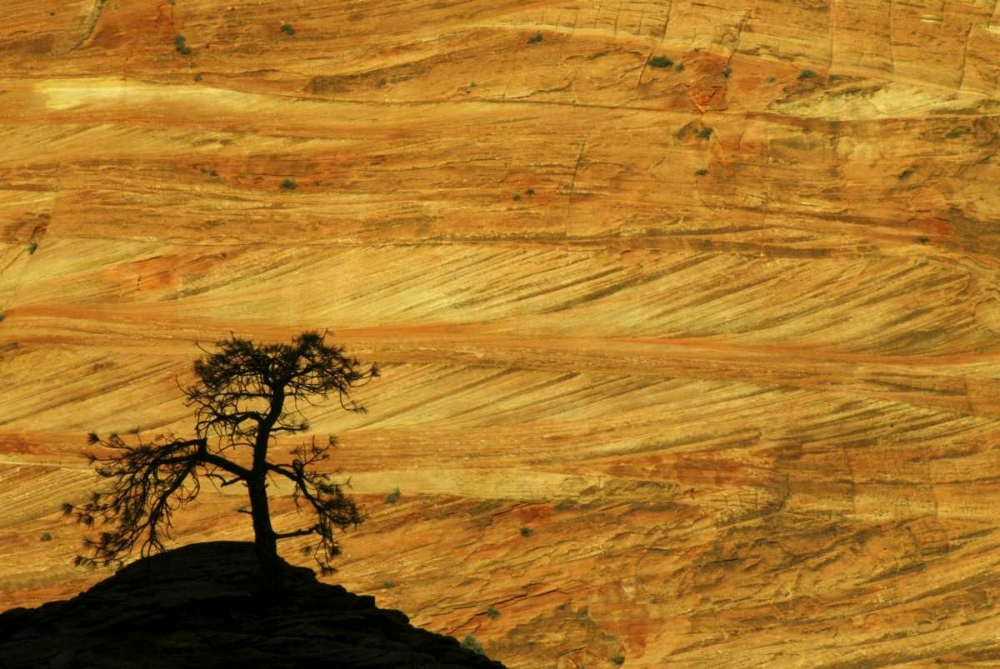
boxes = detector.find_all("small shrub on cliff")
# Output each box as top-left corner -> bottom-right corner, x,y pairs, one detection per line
27,239 -> 38,255
649,55 -> 673,68
280,23 -> 296,35
460,634 -> 486,655
174,35 -> 192,55
697,127 -> 714,140
527,32 -> 543,44
40,532 -> 52,542
280,179 -> 297,190
613,654 -> 625,665
486,605 -> 500,619
798,69 -> 817,80
385,487 -> 401,504
520,526 -> 533,537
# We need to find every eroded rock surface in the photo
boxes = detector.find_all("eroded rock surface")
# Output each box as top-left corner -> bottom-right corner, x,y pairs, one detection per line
3,0 -> 1000,667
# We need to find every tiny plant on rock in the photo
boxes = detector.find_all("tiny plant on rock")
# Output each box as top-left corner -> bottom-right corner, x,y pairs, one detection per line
649,55 -> 673,68
486,605 -> 501,619
280,179 -> 297,190
281,24 -> 295,35
528,32 -> 543,44
461,634 -> 486,655
520,526 -> 533,537
174,35 -> 192,55
385,487 -> 401,504
798,69 -> 817,80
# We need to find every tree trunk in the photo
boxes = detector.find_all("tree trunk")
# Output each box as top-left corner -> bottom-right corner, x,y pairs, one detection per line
248,473 -> 279,600
252,388 -> 284,600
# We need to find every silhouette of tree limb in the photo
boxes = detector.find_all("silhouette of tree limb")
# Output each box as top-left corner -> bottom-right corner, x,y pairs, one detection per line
64,331 -> 379,586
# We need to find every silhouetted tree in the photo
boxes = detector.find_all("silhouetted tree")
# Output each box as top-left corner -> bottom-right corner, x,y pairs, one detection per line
63,331 -> 379,598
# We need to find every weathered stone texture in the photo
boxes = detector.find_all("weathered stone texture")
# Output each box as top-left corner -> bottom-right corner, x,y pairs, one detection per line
2,0 -> 1000,667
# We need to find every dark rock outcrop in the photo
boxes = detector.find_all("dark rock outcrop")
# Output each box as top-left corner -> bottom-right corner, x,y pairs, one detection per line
0,542 -> 505,668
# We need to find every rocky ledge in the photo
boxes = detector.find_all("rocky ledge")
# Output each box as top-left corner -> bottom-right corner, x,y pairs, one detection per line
0,542 -> 506,669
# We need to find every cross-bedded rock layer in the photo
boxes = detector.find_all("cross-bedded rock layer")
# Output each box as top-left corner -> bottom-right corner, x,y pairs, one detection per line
2,1 -> 1000,667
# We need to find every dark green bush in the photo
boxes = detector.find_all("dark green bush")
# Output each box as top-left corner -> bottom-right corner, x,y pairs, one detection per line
280,179 -> 297,191
174,35 -> 192,55
385,487 -> 401,504
649,55 -> 673,68
281,24 -> 295,35
460,634 -> 486,655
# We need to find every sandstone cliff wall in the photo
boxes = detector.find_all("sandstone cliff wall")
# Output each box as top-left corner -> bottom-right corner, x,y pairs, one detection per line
2,1 -> 1000,667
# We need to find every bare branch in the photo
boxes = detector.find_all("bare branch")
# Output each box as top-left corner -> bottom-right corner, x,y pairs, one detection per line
275,526 -> 319,539
64,435 -> 207,566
